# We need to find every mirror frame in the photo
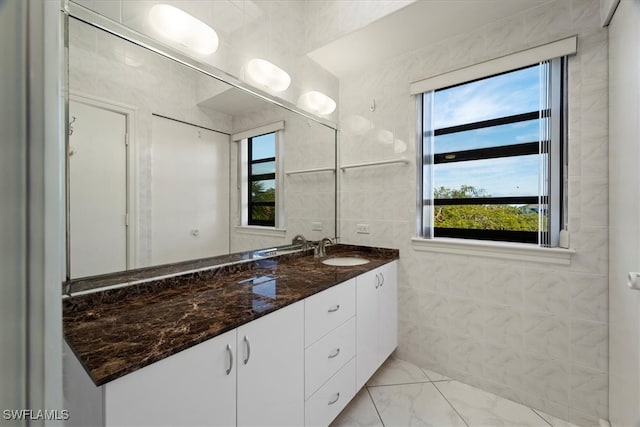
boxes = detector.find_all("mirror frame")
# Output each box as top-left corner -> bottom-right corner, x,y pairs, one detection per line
63,0 -> 339,294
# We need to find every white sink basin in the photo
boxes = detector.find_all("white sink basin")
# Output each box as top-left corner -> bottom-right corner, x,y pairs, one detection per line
322,257 -> 370,266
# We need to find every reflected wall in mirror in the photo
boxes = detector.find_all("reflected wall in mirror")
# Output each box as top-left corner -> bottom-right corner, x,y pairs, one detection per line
68,17 -> 336,280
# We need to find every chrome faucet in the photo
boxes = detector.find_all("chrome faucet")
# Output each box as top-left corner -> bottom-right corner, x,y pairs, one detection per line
318,237 -> 334,257
292,234 -> 309,250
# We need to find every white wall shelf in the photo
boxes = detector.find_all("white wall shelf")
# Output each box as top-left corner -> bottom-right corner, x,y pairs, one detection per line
285,167 -> 335,176
340,158 -> 409,171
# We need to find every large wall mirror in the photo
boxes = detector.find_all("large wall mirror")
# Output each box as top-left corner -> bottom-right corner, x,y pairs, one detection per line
66,11 -> 337,287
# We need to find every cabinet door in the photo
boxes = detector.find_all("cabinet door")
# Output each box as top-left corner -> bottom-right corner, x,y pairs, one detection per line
237,301 -> 304,427
104,329 -> 237,427
356,268 -> 380,390
378,261 -> 398,363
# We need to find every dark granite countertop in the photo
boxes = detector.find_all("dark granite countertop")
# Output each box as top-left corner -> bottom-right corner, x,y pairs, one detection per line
63,244 -> 399,386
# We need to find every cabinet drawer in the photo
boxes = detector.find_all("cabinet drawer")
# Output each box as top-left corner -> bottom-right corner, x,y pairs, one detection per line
305,358 -> 356,427
305,279 -> 355,347
305,317 -> 355,399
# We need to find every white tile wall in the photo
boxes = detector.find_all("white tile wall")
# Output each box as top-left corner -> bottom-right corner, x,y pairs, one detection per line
304,0 -> 414,53
338,0 -> 609,425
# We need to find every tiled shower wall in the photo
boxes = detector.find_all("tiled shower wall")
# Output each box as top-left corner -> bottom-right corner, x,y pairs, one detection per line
338,1 -> 608,425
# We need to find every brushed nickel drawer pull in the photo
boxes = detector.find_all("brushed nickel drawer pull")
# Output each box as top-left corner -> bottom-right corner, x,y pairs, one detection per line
328,304 -> 340,313
243,336 -> 251,365
328,348 -> 341,359
225,344 -> 233,375
328,392 -> 340,405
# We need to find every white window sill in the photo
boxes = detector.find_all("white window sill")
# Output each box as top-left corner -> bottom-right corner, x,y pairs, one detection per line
411,237 -> 575,265
235,225 -> 287,238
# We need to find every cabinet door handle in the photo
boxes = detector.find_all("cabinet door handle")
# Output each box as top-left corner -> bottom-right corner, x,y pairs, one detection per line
243,336 -> 251,365
328,304 -> 340,313
225,344 -> 233,375
328,348 -> 341,359
328,392 -> 340,405
375,274 -> 380,289
380,272 -> 385,287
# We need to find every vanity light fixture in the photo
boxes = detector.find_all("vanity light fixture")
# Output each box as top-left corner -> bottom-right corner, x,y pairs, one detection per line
297,91 -> 336,115
246,59 -> 291,92
149,4 -> 219,55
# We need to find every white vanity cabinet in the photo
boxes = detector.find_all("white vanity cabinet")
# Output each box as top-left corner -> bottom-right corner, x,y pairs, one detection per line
237,301 -> 304,427
104,329 -> 237,427
356,261 -> 398,389
68,302 -> 305,427
66,260 -> 398,427
108,302 -> 304,427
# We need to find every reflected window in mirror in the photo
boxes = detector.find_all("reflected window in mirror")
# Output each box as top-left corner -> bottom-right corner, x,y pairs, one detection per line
237,122 -> 285,229
248,132 -> 277,226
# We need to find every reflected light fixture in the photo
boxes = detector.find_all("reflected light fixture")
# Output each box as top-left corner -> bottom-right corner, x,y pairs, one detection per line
246,59 -> 291,92
149,4 -> 219,55
298,91 -> 336,115
345,115 -> 373,135
375,128 -> 394,145
394,139 -> 408,154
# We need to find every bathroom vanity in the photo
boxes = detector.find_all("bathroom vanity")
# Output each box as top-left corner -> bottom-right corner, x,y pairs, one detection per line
63,245 -> 398,427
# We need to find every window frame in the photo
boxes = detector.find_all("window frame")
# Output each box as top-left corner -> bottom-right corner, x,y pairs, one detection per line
418,58 -> 567,246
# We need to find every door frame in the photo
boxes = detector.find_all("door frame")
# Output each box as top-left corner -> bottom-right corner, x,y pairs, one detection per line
68,91 -> 138,273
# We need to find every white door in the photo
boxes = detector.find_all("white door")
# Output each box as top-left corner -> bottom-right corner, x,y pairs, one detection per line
69,100 -> 127,278
237,301 -> 304,427
609,1 -> 640,425
105,329 -> 237,427
151,116 -> 229,265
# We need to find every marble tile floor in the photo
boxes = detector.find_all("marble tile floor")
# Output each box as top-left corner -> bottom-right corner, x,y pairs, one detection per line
330,357 -> 582,427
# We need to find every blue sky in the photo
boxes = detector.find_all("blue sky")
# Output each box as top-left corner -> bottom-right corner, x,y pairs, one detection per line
251,132 -> 275,160
429,65 -> 545,198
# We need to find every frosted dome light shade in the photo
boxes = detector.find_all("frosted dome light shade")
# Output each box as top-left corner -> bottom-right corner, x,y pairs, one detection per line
246,59 -> 291,92
298,91 -> 336,115
149,4 -> 219,55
